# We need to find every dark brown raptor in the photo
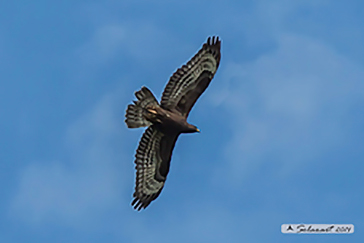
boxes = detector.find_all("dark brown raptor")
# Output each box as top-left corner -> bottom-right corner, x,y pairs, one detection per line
125,36 -> 221,210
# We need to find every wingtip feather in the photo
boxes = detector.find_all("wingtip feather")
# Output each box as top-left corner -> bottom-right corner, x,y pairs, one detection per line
208,35 -> 220,45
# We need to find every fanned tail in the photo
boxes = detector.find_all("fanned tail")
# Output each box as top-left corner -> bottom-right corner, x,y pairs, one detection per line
125,86 -> 159,128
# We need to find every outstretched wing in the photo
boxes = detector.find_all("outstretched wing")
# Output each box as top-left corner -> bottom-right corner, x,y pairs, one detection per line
132,125 -> 179,210
161,36 -> 221,117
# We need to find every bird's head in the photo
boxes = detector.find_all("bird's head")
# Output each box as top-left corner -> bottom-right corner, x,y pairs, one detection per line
185,124 -> 200,133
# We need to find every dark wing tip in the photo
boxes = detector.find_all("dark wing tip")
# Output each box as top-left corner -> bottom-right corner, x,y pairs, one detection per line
131,185 -> 163,211
131,194 -> 154,211
202,36 -> 221,67
134,86 -> 147,97
203,36 -> 221,61
131,198 -> 145,211
206,35 -> 221,47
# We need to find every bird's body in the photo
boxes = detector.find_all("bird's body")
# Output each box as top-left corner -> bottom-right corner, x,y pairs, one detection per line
145,106 -> 199,134
125,36 -> 221,210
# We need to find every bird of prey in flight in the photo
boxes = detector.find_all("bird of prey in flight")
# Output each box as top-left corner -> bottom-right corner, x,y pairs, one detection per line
125,36 -> 221,210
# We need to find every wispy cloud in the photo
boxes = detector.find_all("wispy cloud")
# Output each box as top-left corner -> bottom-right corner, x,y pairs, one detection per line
74,21 -> 177,68
212,34 -> 364,185
5,1 -> 364,242
9,92 -> 131,229
76,24 -> 126,65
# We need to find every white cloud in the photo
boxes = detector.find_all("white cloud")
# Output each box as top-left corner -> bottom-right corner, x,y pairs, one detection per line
212,34 -> 364,185
121,202 -> 283,243
76,24 -> 126,65
75,21 -> 177,68
9,91 -> 131,229
231,0 -> 329,45
122,204 -> 235,242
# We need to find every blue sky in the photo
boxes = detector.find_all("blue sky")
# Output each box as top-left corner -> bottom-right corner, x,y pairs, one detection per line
1,0 -> 363,242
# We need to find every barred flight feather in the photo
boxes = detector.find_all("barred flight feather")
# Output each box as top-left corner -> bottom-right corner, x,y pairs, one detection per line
161,36 -> 221,117
132,126 -> 165,210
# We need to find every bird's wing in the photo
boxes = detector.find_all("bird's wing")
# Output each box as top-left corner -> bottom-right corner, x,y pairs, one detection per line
132,125 -> 179,210
161,36 -> 221,117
